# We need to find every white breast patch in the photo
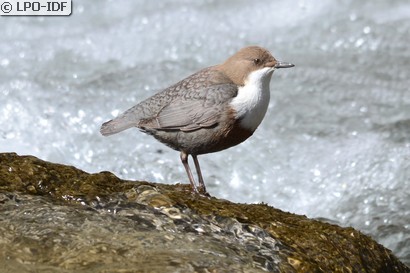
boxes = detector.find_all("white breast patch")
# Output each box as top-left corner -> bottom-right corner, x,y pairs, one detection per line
230,67 -> 274,131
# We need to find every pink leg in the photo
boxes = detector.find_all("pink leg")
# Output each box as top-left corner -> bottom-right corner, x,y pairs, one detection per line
180,151 -> 198,193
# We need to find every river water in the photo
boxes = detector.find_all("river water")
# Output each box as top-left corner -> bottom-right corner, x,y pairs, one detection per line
1,0 -> 409,266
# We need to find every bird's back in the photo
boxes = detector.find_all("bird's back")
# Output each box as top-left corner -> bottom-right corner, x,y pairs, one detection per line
100,67 -> 236,136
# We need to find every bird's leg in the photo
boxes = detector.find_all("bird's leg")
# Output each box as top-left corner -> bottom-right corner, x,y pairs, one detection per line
180,151 -> 198,193
192,155 -> 207,194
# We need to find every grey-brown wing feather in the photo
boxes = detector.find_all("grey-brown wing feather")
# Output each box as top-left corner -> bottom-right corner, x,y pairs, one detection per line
142,83 -> 238,132
100,67 -> 237,136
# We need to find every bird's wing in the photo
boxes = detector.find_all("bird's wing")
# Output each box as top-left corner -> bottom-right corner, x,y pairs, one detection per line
100,68 -> 236,136
141,83 -> 238,132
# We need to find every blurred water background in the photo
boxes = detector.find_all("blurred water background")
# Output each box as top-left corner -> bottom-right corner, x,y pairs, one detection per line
1,0 -> 409,266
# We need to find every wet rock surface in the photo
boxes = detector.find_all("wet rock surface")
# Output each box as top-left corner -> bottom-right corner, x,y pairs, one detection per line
0,153 -> 408,273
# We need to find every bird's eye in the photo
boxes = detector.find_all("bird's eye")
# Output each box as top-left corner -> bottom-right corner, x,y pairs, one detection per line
253,58 -> 261,65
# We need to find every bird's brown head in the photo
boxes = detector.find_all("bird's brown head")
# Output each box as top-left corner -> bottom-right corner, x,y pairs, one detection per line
218,46 -> 294,86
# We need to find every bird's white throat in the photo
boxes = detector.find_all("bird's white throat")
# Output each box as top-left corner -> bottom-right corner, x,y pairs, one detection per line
230,67 -> 274,131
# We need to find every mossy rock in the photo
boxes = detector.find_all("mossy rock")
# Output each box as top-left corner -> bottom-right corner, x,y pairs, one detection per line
0,153 -> 408,273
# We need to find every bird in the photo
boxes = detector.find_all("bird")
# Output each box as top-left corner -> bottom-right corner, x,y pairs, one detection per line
100,46 -> 294,194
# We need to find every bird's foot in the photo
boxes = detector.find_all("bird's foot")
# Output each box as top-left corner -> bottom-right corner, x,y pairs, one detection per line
196,185 -> 210,197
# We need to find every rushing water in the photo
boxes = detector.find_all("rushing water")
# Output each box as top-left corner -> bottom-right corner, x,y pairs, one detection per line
1,0 -> 409,266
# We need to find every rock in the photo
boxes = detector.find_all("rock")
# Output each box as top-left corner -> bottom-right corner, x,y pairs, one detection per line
0,153 -> 408,273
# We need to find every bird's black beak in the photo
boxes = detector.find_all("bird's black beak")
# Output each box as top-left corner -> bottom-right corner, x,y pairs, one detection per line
274,61 -> 295,69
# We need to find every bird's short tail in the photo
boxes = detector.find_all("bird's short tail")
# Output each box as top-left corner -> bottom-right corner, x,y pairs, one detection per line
100,117 -> 136,136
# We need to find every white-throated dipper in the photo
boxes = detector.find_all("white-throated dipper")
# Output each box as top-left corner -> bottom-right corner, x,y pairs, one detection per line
100,46 -> 294,194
